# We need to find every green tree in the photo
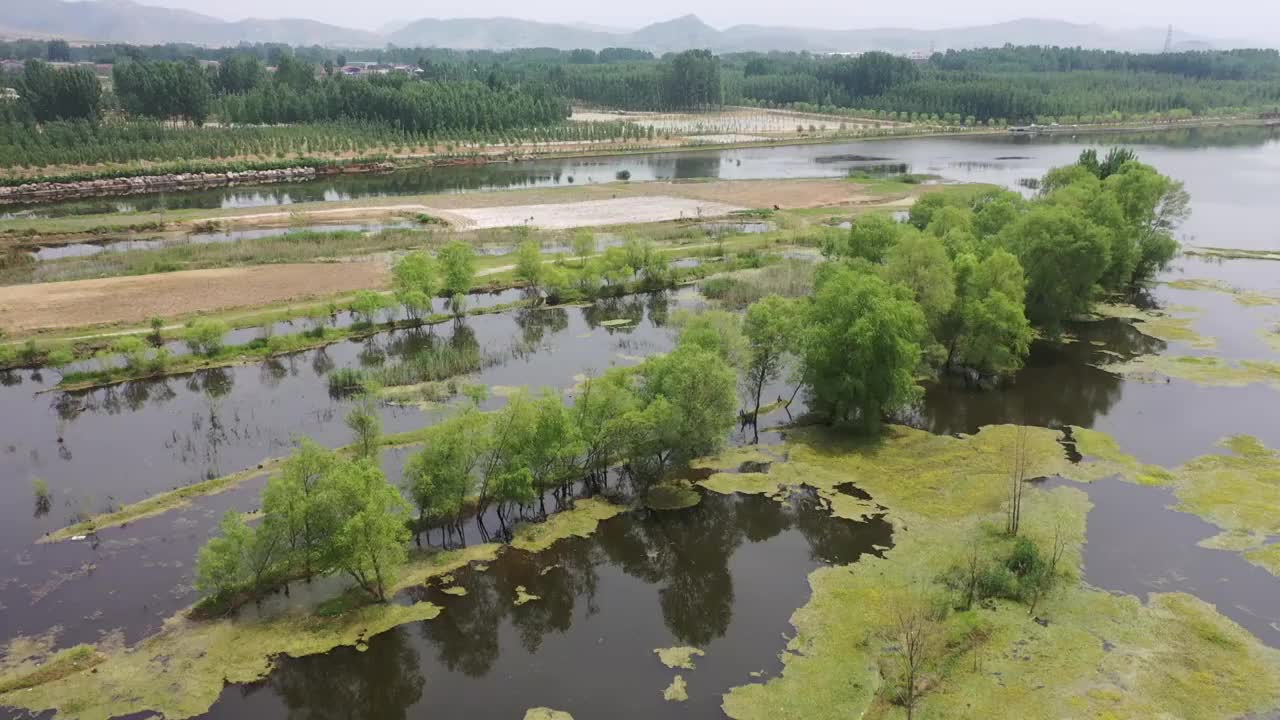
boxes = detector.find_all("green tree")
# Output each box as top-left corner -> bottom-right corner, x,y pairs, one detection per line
572,229 -> 595,267
346,389 -> 382,459
999,205 -> 1109,335
573,370 -> 638,477
834,213 -> 900,263
439,240 -> 477,297
882,230 -> 956,336
515,239 -> 545,290
392,251 -> 438,321
184,318 -> 228,357
350,291 -> 388,326
261,439 -> 340,579
195,510 -> 255,599
742,295 -> 799,429
800,266 -> 925,431
635,342 -> 738,469
331,459 -> 411,602
402,409 -> 488,540
672,309 -> 748,369
17,60 -> 101,122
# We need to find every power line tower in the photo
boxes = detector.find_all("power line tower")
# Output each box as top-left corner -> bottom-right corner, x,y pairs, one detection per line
1163,24 -> 1174,53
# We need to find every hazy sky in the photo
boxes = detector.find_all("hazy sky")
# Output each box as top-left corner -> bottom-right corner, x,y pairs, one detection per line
141,0 -> 1276,42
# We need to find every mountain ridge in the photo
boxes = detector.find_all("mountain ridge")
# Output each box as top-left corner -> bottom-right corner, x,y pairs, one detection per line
0,0 -> 1266,53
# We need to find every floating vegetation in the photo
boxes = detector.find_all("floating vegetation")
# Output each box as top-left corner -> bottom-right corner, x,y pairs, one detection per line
599,318 -> 635,327
663,675 -> 689,702
509,498 -> 624,553
1165,278 -> 1280,307
1093,302 -> 1215,348
523,709 -> 573,720
1068,431 -> 1280,577
714,429 -> 1280,720
0,643 -> 104,695
1182,246 -> 1280,263
644,481 -> 702,510
1098,354 -> 1280,391
441,586 -> 468,596
654,646 -> 705,670
514,585 -> 541,606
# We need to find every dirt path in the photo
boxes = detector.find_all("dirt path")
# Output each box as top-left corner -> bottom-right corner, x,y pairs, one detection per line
0,262 -> 388,335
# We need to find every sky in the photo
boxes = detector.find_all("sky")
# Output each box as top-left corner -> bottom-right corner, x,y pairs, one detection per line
126,0 -> 1278,44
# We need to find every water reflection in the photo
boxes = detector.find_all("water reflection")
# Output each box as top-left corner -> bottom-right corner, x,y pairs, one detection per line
205,490 -> 892,720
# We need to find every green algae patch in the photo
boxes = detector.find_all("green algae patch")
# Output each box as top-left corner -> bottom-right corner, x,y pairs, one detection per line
600,318 -> 635,327
514,585 -> 541,606
523,708 -> 574,720
663,675 -> 689,702
42,462 -> 279,543
655,646 -> 705,670
394,543 -> 500,593
719,431 -> 1280,720
1165,278 -> 1280,307
1094,302 -> 1214,348
441,586 -> 468,596
1245,544 -> 1280,576
690,444 -> 782,473
0,644 -> 104,695
510,498 -> 624,553
1063,430 -> 1280,576
699,471 -> 784,497
1099,353 -> 1280,391
0,599 -> 442,720
1173,436 -> 1280,553
644,481 -> 702,510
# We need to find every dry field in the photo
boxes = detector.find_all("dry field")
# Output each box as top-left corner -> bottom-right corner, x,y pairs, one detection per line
0,262 -> 388,334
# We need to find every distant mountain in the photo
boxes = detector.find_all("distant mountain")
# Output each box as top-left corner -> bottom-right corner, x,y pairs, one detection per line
1,0 -> 1267,52
2,0 -> 380,47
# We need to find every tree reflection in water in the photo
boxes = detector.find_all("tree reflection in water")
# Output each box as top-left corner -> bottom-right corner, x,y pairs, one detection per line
226,489 -> 891,719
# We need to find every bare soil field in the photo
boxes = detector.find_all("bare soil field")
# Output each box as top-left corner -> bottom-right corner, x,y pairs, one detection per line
205,179 -> 883,229
0,262 -> 388,334
442,196 -> 744,230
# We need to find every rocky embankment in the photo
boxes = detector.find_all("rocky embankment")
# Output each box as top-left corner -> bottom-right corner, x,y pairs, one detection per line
0,163 -> 395,205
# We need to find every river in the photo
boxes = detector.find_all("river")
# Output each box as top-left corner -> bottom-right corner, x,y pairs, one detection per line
2,126 -> 1279,719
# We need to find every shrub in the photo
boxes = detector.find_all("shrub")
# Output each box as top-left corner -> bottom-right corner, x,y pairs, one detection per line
975,565 -> 1019,600
184,319 -> 229,357
45,349 -> 75,368
328,367 -> 368,396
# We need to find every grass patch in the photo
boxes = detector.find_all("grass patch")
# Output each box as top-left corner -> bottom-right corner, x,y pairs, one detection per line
41,462 -> 278,542
0,645 -> 104,695
509,497 -> 624,553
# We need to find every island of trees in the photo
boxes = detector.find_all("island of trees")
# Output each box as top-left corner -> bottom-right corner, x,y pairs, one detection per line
191,148 -> 1186,611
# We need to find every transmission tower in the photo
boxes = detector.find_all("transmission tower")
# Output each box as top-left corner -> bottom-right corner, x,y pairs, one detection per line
1163,25 -> 1174,53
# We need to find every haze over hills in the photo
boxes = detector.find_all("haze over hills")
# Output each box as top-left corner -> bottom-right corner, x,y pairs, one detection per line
1,0 -> 1264,52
